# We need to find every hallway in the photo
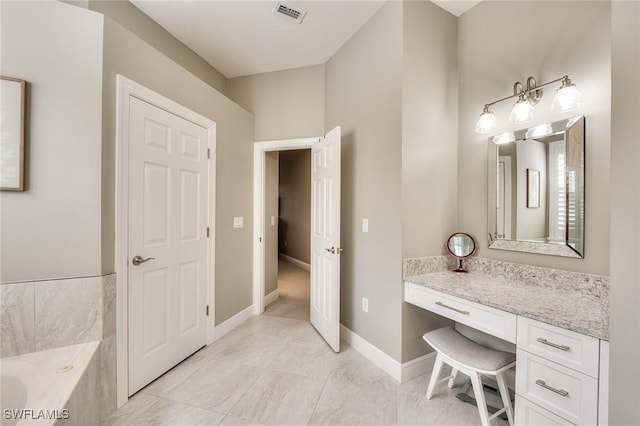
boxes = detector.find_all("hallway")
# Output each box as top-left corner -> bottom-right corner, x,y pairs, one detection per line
264,260 -> 310,321
102,259 -> 506,426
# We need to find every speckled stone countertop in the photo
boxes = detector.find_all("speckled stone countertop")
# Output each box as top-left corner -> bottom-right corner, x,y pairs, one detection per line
404,257 -> 609,341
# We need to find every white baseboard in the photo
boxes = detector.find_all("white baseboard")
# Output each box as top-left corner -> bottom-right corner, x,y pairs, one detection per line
340,325 -> 437,383
340,324 -> 402,382
279,253 -> 310,271
214,305 -> 253,342
265,289 -> 279,306
401,352 -> 436,382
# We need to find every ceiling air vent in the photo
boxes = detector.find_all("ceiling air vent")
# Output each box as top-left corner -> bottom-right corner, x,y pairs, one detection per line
274,2 -> 307,24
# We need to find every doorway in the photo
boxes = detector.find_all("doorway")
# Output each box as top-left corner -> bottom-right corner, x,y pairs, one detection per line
253,128 -> 342,352
498,156 -> 512,240
263,149 -> 311,321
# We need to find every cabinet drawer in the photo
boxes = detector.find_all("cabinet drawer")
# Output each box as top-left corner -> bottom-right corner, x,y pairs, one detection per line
515,395 -> 575,425
404,283 -> 517,343
517,316 -> 600,377
516,350 -> 598,425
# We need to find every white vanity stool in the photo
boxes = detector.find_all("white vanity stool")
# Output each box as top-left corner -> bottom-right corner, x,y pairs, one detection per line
423,326 -> 516,426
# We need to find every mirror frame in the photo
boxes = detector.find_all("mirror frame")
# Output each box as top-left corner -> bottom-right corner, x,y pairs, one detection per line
487,116 -> 585,258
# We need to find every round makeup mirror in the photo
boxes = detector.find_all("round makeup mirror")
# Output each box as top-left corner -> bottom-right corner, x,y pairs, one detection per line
446,232 -> 476,273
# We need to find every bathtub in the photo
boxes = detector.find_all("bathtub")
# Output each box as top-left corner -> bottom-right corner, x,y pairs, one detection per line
0,341 -> 99,426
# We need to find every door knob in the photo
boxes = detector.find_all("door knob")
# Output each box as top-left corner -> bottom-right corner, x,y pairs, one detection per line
132,255 -> 155,266
324,247 -> 343,254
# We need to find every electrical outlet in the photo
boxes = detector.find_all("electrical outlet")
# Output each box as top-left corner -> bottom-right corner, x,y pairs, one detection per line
362,297 -> 369,313
362,218 -> 369,233
284,240 -> 287,247
233,217 -> 244,228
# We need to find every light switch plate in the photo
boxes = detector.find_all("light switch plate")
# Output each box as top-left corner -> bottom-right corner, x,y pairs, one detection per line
233,216 -> 244,228
271,216 -> 276,226
362,218 -> 369,233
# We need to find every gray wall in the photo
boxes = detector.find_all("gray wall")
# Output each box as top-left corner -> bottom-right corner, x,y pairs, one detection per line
101,18 -> 254,325
325,2 -> 404,360
458,1 -> 611,276
227,65 -> 325,141
0,1 -> 104,283
610,1 -> 640,424
1,1 -> 254,323
278,150 -> 311,265
400,0 -> 459,362
265,151 -> 279,296
87,0 -> 227,94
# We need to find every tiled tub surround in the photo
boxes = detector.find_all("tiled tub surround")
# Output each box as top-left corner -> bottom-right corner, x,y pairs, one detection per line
0,274 -> 117,422
0,341 -> 100,426
0,274 -> 116,358
403,256 -> 609,340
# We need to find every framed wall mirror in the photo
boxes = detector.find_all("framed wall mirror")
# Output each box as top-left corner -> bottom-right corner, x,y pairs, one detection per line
487,116 -> 585,258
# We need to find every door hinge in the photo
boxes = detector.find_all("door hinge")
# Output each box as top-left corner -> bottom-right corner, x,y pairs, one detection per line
207,148 -> 211,159
206,305 -> 210,316
206,227 -> 210,238
259,237 -> 262,243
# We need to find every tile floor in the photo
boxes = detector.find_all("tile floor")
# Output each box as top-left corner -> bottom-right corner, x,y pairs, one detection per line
263,260 -> 310,321
103,261 -> 507,426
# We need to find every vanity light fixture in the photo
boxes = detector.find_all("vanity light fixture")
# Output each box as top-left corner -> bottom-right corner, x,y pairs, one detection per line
492,132 -> 515,145
475,105 -> 497,133
509,94 -> 535,123
525,123 -> 553,139
552,77 -> 584,112
475,75 -> 583,134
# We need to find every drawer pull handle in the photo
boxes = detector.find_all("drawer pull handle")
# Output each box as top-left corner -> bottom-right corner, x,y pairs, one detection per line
535,379 -> 569,397
536,337 -> 570,351
435,301 -> 470,315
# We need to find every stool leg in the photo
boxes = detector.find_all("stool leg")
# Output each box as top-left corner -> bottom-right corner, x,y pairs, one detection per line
426,353 -> 444,399
470,373 -> 491,426
448,368 -> 458,389
496,372 -> 514,426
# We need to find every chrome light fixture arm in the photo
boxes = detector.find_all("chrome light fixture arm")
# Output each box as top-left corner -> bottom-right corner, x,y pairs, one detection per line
483,75 -> 569,109
476,75 -> 579,134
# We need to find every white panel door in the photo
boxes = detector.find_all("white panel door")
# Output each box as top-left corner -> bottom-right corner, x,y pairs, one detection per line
128,96 -> 209,395
310,126 -> 341,352
498,156 -> 512,239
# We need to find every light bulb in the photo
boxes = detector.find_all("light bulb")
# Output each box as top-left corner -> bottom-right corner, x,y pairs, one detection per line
509,96 -> 535,123
493,132 -> 515,145
475,106 -> 497,134
552,80 -> 583,112
525,123 -> 553,139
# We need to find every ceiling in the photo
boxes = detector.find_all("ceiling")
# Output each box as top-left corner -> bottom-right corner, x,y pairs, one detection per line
131,0 -> 386,78
131,1 -> 481,79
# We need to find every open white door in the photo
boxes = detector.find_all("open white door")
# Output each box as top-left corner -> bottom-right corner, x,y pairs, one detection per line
128,97 -> 209,395
310,126 -> 341,352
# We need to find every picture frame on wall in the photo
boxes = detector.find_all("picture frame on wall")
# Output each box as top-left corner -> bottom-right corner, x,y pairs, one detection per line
527,168 -> 540,208
1,76 -> 26,191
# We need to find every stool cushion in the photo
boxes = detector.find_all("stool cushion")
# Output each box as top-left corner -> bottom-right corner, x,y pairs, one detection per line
423,327 -> 515,372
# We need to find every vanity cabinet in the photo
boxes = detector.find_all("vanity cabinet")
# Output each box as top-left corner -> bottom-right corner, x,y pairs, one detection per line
515,395 -> 574,425
516,317 -> 600,377
515,317 -> 604,426
403,278 -> 609,426
404,284 -> 517,343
